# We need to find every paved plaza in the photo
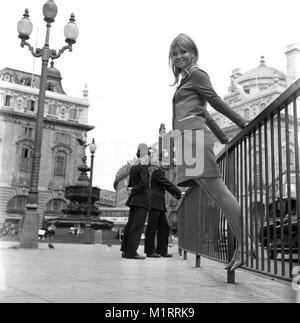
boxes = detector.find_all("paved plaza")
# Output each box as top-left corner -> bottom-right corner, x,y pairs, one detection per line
0,241 -> 298,303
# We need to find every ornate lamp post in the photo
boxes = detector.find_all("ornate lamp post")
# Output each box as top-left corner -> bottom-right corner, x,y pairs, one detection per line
84,138 -> 97,244
17,0 -> 79,248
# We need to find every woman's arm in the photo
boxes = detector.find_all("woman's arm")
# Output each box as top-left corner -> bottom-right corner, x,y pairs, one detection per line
205,110 -> 229,144
153,168 -> 182,199
191,69 -> 248,128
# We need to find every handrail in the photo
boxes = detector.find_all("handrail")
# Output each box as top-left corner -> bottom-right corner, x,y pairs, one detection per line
217,77 -> 300,159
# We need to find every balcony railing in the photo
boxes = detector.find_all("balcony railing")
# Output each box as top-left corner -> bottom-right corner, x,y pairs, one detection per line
176,78 -> 300,282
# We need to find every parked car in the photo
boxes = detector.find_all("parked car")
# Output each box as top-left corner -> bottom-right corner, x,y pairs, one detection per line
260,198 -> 298,259
260,169 -> 298,260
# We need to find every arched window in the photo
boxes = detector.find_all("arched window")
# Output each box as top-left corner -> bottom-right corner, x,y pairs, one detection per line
69,108 -> 78,120
47,83 -> 54,92
54,151 -> 67,178
25,78 -> 32,86
45,199 -> 67,213
7,196 -> 27,214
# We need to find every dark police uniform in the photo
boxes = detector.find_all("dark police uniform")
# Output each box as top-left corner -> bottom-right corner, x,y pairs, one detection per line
121,162 -> 150,258
144,166 -> 182,257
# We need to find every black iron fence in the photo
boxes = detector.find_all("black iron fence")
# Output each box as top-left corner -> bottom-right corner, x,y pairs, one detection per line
175,78 -> 300,282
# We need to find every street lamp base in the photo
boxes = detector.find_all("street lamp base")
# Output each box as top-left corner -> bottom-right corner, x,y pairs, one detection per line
19,206 -> 40,248
83,225 -> 95,244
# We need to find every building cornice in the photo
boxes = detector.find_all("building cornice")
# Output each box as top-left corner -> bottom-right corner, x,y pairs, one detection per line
0,80 -> 89,107
0,108 -> 94,131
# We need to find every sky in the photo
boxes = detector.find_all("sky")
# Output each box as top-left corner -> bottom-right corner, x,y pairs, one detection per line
1,0 -> 300,191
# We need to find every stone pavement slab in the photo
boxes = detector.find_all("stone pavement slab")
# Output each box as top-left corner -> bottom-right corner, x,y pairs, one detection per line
0,241 -> 298,303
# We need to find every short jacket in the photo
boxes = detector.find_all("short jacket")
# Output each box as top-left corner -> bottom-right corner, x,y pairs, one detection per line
125,163 -> 150,210
149,166 -> 181,211
172,66 -> 247,143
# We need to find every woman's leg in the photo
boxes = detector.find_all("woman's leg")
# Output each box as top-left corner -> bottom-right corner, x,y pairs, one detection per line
194,177 -> 242,271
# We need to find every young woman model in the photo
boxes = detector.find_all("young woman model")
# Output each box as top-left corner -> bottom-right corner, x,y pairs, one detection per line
169,33 -> 248,271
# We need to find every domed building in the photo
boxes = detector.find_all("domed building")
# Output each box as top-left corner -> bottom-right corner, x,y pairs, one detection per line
211,43 -> 300,154
237,56 -> 286,94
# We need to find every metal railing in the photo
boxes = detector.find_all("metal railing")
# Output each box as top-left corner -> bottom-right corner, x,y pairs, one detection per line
176,78 -> 300,282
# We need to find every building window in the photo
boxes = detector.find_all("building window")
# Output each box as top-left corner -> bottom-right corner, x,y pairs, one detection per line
24,127 -> 34,139
56,133 -> 70,145
54,152 -> 67,178
48,104 -> 57,116
20,146 -> 33,172
7,196 -> 27,214
26,99 -> 36,112
4,95 -> 12,107
69,108 -> 78,120
21,77 -> 32,86
47,83 -> 54,91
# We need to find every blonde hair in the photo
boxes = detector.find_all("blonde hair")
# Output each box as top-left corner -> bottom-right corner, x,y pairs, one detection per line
169,33 -> 199,86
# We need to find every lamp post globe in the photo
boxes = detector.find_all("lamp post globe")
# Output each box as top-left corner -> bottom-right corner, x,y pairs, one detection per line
43,0 -> 58,23
89,139 -> 97,154
17,9 -> 33,40
64,13 -> 79,45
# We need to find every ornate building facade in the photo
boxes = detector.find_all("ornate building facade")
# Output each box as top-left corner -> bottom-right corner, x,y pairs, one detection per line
211,43 -> 300,154
113,162 -> 131,208
95,189 -> 116,208
0,64 -> 93,224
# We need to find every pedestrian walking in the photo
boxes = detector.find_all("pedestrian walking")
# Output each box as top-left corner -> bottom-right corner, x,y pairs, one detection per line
169,33 -> 249,271
46,223 -> 56,248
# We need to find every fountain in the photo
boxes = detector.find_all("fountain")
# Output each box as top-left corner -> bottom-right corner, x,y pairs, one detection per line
60,155 -> 113,230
